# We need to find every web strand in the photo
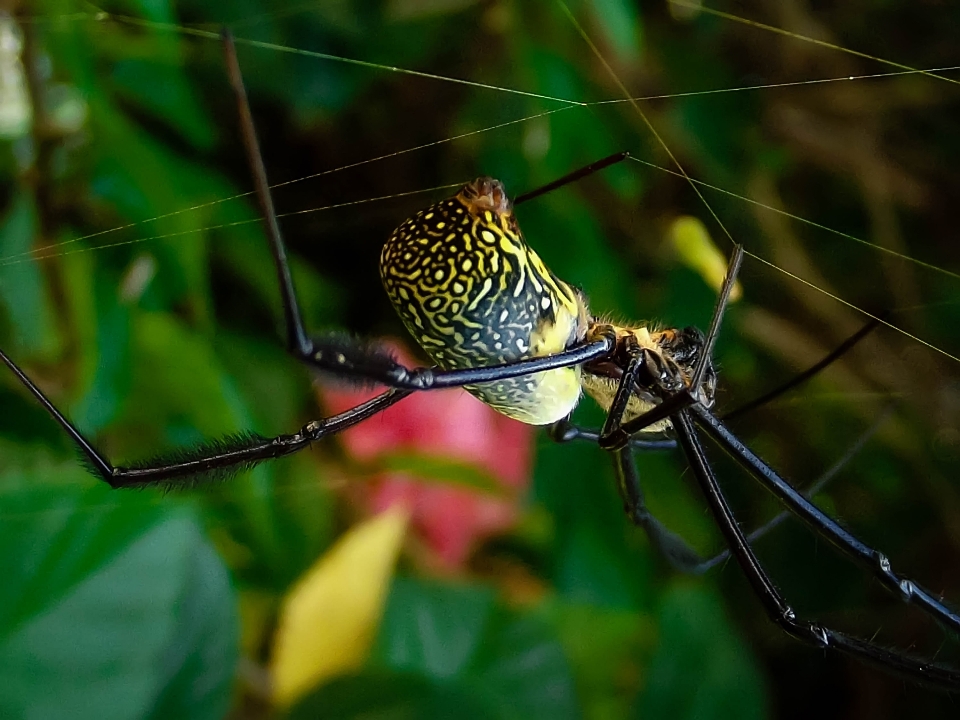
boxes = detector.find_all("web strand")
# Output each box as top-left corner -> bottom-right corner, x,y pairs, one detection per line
6,4 -> 958,366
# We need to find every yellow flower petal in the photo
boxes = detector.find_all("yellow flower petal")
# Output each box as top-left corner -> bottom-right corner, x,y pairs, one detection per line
670,216 -> 743,301
271,505 -> 410,708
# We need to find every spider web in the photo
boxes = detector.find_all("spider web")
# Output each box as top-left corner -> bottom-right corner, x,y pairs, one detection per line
0,0 -> 957,517
0,3 -> 960,500
4,2 -> 958,362
2,2 -> 960,702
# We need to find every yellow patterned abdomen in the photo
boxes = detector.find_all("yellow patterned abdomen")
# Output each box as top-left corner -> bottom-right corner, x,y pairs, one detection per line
380,177 -> 588,424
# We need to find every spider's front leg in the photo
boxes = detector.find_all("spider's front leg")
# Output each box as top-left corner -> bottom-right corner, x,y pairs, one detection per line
692,403 -> 960,637
224,32 -> 612,396
675,410 -> 960,691
0,340 -> 411,489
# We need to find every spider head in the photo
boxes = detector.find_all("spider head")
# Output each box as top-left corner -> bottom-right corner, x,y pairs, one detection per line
657,326 -> 717,408
580,322 -> 717,433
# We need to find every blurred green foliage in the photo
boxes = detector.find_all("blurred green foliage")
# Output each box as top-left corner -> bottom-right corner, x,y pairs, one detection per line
1,0 -> 959,719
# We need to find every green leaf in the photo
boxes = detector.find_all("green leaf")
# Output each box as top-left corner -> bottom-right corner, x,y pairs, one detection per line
634,583 -> 767,720
587,0 -> 643,63
532,432 -> 654,610
373,577 -> 496,678
111,59 -> 217,150
286,669 -> 497,720
0,476 -> 237,720
0,192 -> 56,356
466,611 -> 579,720
367,577 -> 579,720
548,601 -> 655,719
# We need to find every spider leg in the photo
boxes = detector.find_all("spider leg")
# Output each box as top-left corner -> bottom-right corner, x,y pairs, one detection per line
223,32 -> 614,392
555,329 -> 710,570
551,245 -> 745,564
595,333 -> 651,444
548,418 -> 676,450
692,404 -> 893,572
673,409 -> 960,690
689,403 -> 960,636
722,316 -> 882,422
0,343 -> 410,489
307,335 -> 613,389
513,151 -> 630,206
554,332 -> 703,567
548,414 -> 704,572
611,447 -> 712,572
553,411 -> 888,574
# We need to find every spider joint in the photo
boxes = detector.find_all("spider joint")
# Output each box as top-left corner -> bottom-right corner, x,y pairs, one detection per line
599,429 -> 630,452
401,367 -> 433,389
808,624 -> 830,648
547,419 -> 578,443
900,579 -> 917,599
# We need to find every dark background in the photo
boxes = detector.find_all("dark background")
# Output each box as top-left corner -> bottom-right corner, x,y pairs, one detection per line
1,0 -> 959,718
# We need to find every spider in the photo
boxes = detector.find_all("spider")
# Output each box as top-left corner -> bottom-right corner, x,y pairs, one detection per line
3,31 -> 959,692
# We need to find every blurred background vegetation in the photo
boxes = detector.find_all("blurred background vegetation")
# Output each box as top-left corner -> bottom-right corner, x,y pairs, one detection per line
1,0 -> 959,718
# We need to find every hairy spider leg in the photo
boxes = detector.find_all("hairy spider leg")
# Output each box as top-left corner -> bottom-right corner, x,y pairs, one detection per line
0,35 -> 645,488
0,339 -> 410,488
691,403 -> 960,636
551,319 -> 888,572
674,410 -> 960,690
225,30 -> 628,396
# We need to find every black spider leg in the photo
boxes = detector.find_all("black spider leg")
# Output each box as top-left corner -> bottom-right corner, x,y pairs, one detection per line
0,341 -> 411,488
552,329 -> 710,568
513,151 -> 630,205
580,334 -> 701,557
611,447 -> 710,571
223,32 -> 615,392
674,410 -> 960,691
723,315 -> 882,422
554,404 -> 891,574
550,315 -> 882,451
692,404 -> 894,573
548,419 -> 676,450
690,403 -> 960,638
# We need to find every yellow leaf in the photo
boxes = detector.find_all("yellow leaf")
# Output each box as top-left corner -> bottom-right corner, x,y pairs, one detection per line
669,216 -> 743,301
270,505 -> 410,708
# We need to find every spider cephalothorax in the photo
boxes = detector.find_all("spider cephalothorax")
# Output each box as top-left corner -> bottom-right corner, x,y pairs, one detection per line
579,323 -> 717,433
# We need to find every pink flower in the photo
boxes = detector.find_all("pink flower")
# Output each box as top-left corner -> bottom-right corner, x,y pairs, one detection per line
319,341 -> 535,568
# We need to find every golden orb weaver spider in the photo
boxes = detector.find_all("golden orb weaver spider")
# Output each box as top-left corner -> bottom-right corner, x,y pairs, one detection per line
1,30 -> 959,693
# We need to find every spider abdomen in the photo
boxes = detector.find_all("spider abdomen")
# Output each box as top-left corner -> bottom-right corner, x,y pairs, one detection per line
380,177 -> 588,424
